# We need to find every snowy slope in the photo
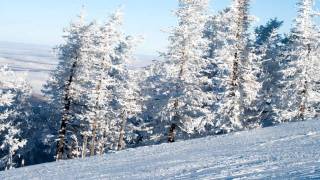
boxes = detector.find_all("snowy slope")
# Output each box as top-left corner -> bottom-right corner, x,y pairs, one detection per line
1,119 -> 320,179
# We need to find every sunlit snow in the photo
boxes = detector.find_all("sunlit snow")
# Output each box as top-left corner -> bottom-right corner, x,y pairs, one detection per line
1,119 -> 320,179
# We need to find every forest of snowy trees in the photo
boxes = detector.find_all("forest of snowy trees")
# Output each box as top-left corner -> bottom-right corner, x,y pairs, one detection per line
1,0 -> 320,170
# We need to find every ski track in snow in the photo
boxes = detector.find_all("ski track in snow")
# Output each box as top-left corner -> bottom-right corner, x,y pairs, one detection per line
1,119 -> 320,179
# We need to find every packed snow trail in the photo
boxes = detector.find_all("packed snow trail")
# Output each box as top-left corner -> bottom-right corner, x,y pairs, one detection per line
1,119 -> 320,179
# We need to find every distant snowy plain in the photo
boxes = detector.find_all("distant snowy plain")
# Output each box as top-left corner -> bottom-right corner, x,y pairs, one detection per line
0,42 -> 57,96
0,41 -> 156,96
1,119 -> 320,179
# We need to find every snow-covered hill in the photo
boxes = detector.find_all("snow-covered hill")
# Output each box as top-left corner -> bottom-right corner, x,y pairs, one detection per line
1,119 -> 320,179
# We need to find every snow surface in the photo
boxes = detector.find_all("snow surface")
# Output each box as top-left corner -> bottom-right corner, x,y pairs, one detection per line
1,119 -> 320,179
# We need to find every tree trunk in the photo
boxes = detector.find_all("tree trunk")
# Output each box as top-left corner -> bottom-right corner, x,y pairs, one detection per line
167,48 -> 186,143
168,123 -> 177,143
90,79 -> 102,156
298,80 -> 308,120
70,135 -> 80,158
117,110 -> 127,151
228,0 -> 249,127
6,151 -> 13,170
90,123 -> 97,156
97,127 -> 108,155
298,44 -> 311,120
90,58 -> 106,156
99,145 -> 104,156
81,135 -> 88,158
230,50 -> 242,126
168,99 -> 180,143
56,60 -> 77,160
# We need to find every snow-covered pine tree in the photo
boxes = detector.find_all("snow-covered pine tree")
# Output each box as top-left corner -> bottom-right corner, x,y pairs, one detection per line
0,65 -> 30,170
113,36 -> 142,151
161,0 -> 213,142
253,19 -> 285,127
136,60 -> 176,144
80,10 -> 124,156
254,19 -> 283,45
213,0 -> 261,131
42,10 -> 90,160
280,0 -> 320,121
202,8 -> 234,134
204,8 -> 233,60
225,0 -> 250,130
71,20 -> 100,158
74,9 -> 141,156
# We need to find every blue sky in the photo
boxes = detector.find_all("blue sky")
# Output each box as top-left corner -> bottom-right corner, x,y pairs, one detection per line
0,0 -> 314,55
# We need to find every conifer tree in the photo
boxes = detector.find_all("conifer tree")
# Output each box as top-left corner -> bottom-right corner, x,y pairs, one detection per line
211,0 -> 261,131
73,10 -> 141,156
253,19 -> 284,127
203,8 -> 233,134
43,10 -> 89,160
225,0 -> 251,130
161,0 -> 211,142
0,66 -> 30,170
280,0 -> 320,121
83,11 -> 124,156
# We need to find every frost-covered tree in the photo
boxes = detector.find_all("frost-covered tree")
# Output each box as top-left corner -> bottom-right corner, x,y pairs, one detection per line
113,37 -> 142,151
42,10 -> 90,160
204,8 -> 233,60
44,8 -> 142,159
68,10 -> 142,156
254,18 -> 283,45
160,0 -> 213,142
136,60 -> 176,144
280,0 -> 320,121
85,11 -> 126,155
69,20 -> 101,158
0,66 -> 30,170
212,0 -> 261,131
80,17 -> 120,157
253,19 -> 285,127
86,17 -> 119,156
202,8 -> 234,134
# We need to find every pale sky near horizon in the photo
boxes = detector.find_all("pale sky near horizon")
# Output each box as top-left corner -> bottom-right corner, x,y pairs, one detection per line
0,0 -> 318,55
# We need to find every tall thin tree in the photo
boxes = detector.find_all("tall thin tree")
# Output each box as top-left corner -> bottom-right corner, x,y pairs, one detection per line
280,0 -> 320,121
162,0 -> 210,142
43,10 -> 87,160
